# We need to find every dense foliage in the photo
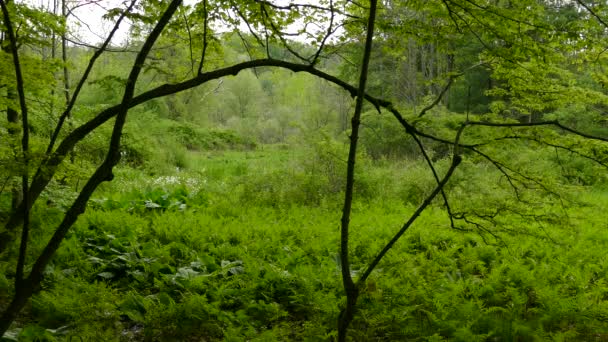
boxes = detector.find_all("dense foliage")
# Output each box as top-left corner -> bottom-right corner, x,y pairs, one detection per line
2,0 -> 608,340
3,148 -> 608,340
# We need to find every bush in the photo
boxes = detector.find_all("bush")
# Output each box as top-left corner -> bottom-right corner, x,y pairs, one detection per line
360,111 -> 419,160
167,121 -> 257,151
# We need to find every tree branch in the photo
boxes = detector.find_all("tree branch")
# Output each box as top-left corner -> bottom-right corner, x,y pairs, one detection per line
408,131 -> 456,228
197,0 -> 209,75
2,59 -> 605,255
466,120 -> 608,143
575,0 -> 608,29
418,61 -> 488,118
180,5 -> 195,76
0,0 -> 183,334
46,0 -> 137,154
357,125 -> 465,286
310,0 -> 335,65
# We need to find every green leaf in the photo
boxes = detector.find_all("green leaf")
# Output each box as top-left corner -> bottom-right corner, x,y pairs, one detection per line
97,272 -> 115,279
144,200 -> 162,209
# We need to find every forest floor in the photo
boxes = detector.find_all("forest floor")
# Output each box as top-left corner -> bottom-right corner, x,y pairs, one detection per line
2,147 -> 608,341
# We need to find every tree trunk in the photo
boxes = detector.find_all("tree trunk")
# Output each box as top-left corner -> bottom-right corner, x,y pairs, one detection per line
0,281 -> 34,334
0,0 -> 183,335
338,0 -> 377,340
3,48 -> 22,214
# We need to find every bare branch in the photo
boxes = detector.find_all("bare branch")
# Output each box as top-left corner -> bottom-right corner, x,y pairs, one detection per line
258,1 -> 273,58
472,134 -> 608,169
408,131 -> 457,229
310,0 -> 335,65
180,5 -> 195,76
468,147 -> 522,200
259,2 -> 311,63
418,61 -> 489,118
466,120 -> 608,143
452,211 -> 507,247
252,0 -> 360,20
67,0 -> 105,13
418,76 -> 457,118
64,36 -> 139,52
441,0 -> 463,33
230,1 -> 265,48
66,7 -> 108,42
460,0 -> 554,32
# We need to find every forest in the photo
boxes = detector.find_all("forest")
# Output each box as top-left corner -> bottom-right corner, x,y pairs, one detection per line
2,0 -> 608,340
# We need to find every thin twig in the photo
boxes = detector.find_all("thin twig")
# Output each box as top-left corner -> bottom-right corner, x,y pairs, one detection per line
357,132 -> 464,285
180,6 -> 195,76
46,0 -> 137,154
575,0 -> 608,29
310,0 -> 335,65
408,132 -> 456,229
197,0 -> 209,75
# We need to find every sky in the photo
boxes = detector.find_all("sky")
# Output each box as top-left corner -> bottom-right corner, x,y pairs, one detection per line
68,0 -> 131,44
21,0 -> 202,45
39,0 -> 324,46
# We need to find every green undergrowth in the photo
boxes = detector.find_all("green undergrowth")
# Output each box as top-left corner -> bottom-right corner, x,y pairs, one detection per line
3,146 -> 608,341
9,194 -> 608,341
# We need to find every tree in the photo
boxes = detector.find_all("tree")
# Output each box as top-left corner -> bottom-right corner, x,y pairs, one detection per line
0,0 -> 364,333
2,0 -> 608,339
